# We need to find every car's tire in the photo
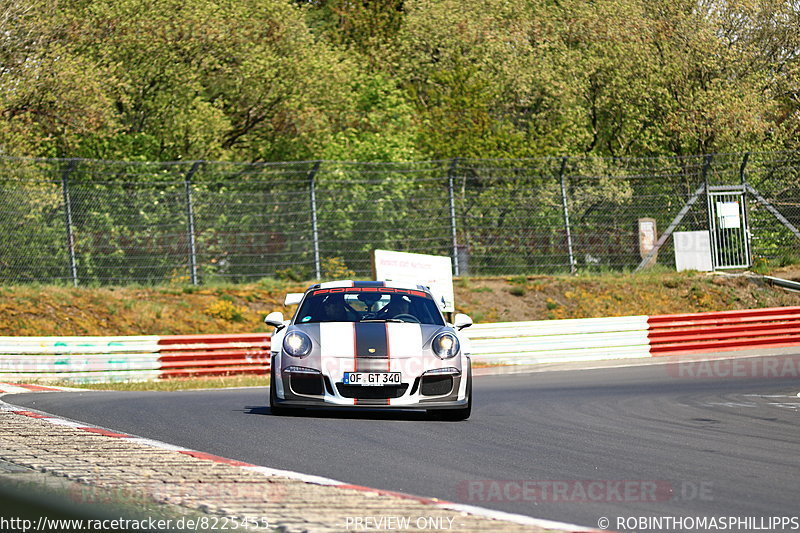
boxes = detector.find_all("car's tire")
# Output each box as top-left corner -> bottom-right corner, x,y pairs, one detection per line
431,363 -> 472,421
269,360 -> 291,416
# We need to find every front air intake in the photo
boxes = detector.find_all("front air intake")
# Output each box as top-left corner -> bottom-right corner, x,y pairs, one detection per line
420,375 -> 453,396
289,374 -> 325,396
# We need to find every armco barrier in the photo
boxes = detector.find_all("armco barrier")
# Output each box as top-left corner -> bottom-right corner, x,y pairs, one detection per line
648,306 -> 800,356
157,333 -> 270,378
2,307 -> 800,383
0,334 -> 270,383
466,316 -> 651,365
467,307 -> 800,364
0,336 -> 162,382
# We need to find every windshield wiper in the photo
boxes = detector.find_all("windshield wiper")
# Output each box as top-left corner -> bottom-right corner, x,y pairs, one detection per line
360,318 -> 405,323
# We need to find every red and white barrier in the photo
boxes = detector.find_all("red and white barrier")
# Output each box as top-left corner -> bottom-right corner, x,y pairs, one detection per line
466,316 -> 652,365
467,306 -> 800,364
157,333 -> 270,378
0,334 -> 270,383
1,306 -> 799,383
648,306 -> 800,356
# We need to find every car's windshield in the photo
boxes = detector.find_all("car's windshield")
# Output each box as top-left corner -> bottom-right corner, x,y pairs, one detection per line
294,288 -> 445,326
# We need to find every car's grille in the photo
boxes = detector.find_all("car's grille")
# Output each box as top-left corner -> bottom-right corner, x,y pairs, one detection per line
336,384 -> 408,399
420,375 -> 453,396
289,375 -> 325,396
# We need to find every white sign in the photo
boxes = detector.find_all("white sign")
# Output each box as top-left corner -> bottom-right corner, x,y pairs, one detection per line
717,201 -> 741,229
638,218 -> 658,262
674,231 -> 713,272
372,250 -> 455,312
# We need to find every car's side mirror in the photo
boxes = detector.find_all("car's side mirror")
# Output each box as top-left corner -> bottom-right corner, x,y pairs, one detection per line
264,311 -> 287,332
454,313 -> 473,331
284,293 -> 303,306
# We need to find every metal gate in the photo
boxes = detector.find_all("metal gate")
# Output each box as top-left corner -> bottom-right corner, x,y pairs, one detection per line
707,186 -> 752,269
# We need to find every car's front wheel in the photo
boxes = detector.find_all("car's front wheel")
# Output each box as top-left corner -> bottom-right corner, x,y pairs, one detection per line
269,359 -> 291,416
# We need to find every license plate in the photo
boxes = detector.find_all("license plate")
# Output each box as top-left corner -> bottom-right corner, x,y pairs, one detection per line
343,372 -> 401,386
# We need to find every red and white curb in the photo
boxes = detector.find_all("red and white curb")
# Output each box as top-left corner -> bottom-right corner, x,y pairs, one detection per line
0,382 -> 86,394
0,390 -> 598,533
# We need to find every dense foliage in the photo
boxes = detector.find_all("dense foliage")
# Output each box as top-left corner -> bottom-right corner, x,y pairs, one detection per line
1,0 -> 799,161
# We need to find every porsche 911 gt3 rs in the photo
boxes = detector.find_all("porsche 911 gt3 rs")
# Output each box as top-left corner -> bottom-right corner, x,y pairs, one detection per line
264,280 -> 473,420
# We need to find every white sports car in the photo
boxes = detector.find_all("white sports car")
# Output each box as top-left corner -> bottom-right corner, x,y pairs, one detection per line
264,280 -> 473,420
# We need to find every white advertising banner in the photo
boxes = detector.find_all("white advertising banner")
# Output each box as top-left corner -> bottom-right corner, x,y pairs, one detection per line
674,231 -> 713,272
372,249 -> 455,312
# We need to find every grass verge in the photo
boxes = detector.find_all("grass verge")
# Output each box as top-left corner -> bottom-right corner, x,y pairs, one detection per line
41,375 -> 269,392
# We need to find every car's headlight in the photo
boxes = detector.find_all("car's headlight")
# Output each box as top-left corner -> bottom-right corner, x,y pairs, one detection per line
283,331 -> 312,358
432,332 -> 460,359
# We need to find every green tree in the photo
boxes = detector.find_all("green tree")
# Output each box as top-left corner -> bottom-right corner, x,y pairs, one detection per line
396,0 -> 547,159
64,0 -> 358,162
320,73 -> 420,162
0,0 -> 116,157
3,0 -> 799,161
644,0 -> 782,155
301,0 -> 404,55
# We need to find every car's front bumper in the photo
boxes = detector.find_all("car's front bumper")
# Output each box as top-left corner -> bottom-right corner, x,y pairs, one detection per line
272,355 -> 470,410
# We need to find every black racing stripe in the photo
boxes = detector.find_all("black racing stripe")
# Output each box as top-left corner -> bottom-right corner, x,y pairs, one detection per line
354,322 -> 388,358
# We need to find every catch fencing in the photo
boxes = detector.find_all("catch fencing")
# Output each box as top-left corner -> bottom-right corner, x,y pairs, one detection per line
1,152 -> 799,285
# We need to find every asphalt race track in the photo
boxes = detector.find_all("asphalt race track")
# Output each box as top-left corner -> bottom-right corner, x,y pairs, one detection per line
8,354 -> 800,530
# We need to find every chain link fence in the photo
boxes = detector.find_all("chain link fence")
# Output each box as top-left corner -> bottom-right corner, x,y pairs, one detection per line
1,153 -> 798,285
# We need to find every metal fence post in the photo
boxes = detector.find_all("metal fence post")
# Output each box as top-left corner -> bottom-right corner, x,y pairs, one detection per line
447,158 -> 461,276
739,152 -> 750,186
61,159 -> 79,287
184,161 -> 202,285
559,157 -> 576,274
739,152 -> 752,265
702,154 -> 715,269
308,161 -> 322,280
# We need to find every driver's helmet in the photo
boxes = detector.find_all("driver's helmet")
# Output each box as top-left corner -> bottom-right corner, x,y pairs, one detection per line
384,294 -> 410,314
321,293 -> 349,321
